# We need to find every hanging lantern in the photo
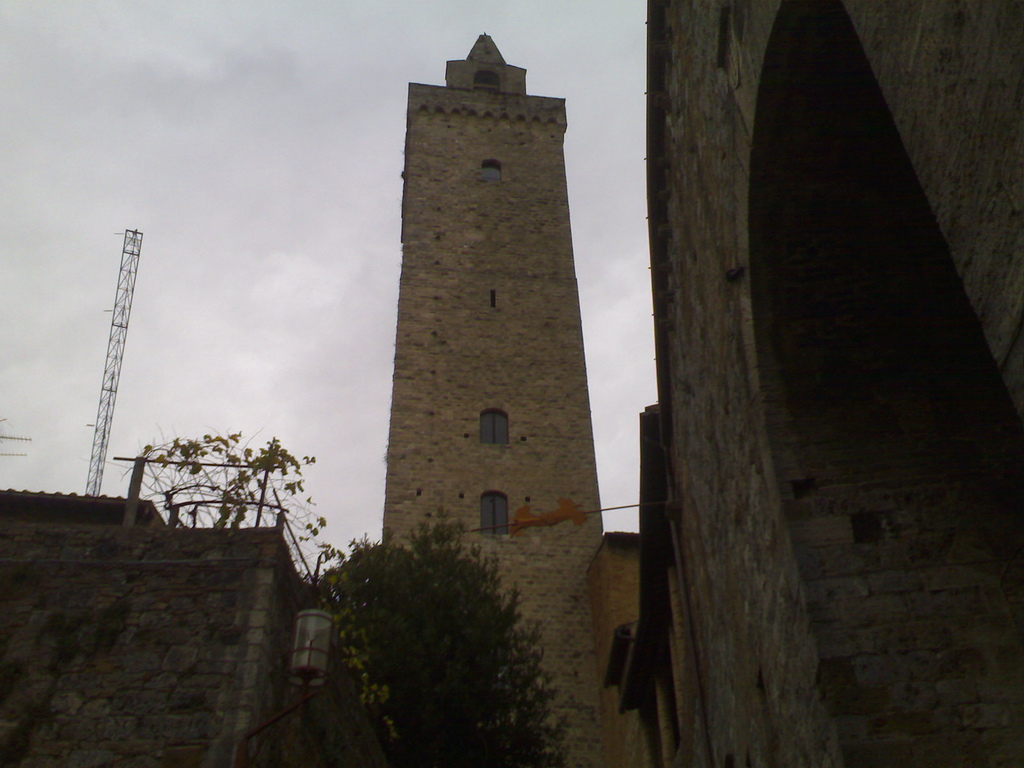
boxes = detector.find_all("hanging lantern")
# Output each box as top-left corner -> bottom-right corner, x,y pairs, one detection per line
289,609 -> 333,685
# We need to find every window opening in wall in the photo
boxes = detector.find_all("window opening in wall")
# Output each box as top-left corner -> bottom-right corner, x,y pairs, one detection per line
480,410 -> 509,444
480,492 -> 508,535
716,6 -> 732,69
474,70 -> 500,92
490,289 -> 497,308
481,159 -> 502,181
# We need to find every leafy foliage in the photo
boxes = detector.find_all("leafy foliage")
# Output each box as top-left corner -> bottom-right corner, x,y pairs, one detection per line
321,522 -> 565,768
141,432 -> 319,531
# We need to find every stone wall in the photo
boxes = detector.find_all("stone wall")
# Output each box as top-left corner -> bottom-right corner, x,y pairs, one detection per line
588,533 -> 642,768
648,1 -> 1024,766
0,515 -> 386,768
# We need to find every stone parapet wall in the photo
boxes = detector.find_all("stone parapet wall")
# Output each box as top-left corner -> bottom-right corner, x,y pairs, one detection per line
407,83 -> 566,127
0,520 -> 386,768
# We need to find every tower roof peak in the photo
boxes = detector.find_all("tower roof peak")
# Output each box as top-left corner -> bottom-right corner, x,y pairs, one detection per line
446,35 -> 526,95
466,34 -> 506,66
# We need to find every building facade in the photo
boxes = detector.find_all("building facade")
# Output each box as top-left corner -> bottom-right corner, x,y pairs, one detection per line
382,35 -> 605,767
626,1 -> 1024,766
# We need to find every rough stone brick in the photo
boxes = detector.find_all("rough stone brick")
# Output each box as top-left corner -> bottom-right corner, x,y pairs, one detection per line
647,1 -> 1024,765
0,517 -> 388,768
65,751 -> 115,768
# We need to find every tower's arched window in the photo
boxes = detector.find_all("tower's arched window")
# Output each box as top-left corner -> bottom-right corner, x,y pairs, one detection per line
473,70 -> 500,92
480,409 -> 508,444
481,159 -> 502,181
480,492 -> 508,535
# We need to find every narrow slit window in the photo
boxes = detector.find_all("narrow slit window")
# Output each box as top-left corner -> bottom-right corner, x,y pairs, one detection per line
481,159 -> 502,181
480,410 -> 509,445
490,289 -> 497,308
480,492 -> 508,535
716,6 -> 732,69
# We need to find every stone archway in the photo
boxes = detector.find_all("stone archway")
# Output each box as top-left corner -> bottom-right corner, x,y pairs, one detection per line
749,0 -> 1023,497
747,1 -> 1024,763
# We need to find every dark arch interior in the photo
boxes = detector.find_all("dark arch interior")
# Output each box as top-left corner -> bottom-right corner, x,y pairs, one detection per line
749,0 -> 1024,495
473,70 -> 500,91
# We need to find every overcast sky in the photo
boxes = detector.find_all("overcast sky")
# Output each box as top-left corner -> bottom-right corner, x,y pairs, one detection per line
0,2 -> 655,550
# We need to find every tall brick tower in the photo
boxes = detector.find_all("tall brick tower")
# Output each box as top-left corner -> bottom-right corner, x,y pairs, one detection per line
383,35 -> 604,767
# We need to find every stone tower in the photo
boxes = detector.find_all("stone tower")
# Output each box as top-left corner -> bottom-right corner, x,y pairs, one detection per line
383,35 -> 604,767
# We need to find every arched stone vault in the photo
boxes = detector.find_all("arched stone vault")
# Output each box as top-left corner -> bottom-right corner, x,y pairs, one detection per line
750,0 -> 1024,497
647,1 -> 1024,766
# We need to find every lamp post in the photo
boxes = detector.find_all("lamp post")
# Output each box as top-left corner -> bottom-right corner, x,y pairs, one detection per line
234,609 -> 334,767
289,609 -> 332,685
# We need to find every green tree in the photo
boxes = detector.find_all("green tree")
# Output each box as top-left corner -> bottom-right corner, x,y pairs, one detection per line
322,522 -> 565,768
141,432 -> 317,529
140,432 -> 324,575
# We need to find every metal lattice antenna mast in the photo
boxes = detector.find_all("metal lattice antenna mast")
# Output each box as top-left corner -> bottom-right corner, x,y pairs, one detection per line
86,230 -> 143,496
0,427 -> 31,458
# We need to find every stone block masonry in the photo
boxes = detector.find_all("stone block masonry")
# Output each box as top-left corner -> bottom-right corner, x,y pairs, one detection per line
645,1 -> 1024,766
0,515 -> 386,768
